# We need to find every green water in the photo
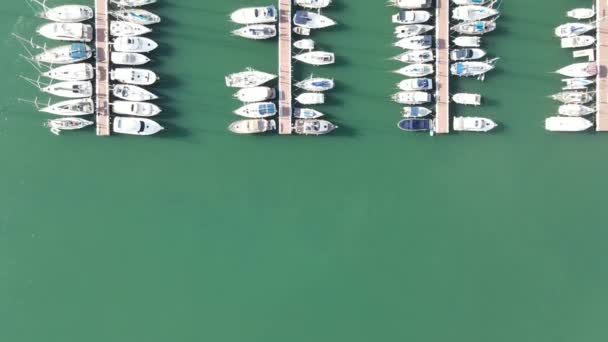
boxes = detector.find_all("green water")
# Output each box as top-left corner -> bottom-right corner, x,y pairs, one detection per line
1,0 -> 608,341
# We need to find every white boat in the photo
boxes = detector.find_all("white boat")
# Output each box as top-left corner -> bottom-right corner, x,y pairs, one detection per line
111,9 -> 161,25
293,26 -> 311,36
562,77 -> 594,90
452,5 -> 499,21
293,108 -> 324,119
394,24 -> 434,38
397,78 -> 433,91
452,19 -> 496,35
37,23 -> 93,42
230,5 -> 277,25
453,0 -> 491,4
452,93 -> 481,105
40,98 -> 94,116
554,23 -> 595,38
453,117 -> 497,132
450,48 -> 486,61
110,21 -> 152,37
112,101 -> 161,117
560,35 -> 595,48
555,62 -> 597,78
393,49 -> 434,63
113,37 -> 158,52
294,51 -> 335,65
42,63 -> 94,81
225,68 -> 277,88
401,106 -> 432,117
550,91 -> 594,104
113,116 -> 164,135
296,0 -> 331,9
392,10 -> 431,24
394,63 -> 434,77
395,35 -> 432,49
113,84 -> 158,101
296,93 -> 325,105
111,52 -> 150,65
232,25 -> 277,40
545,116 -> 593,132
451,58 -> 498,80
34,43 -> 92,65
38,4 -> 93,23
558,104 -> 595,116
234,102 -> 277,118
454,36 -> 481,47
110,68 -> 158,85
42,81 -> 92,98
387,0 -> 432,9
293,119 -> 337,135
391,91 -> 431,104
295,76 -> 334,91
567,8 -> 595,20
111,0 -> 157,7
45,117 -> 93,135
233,87 -> 276,102
228,119 -> 276,134
294,39 -> 315,50
293,11 -> 336,29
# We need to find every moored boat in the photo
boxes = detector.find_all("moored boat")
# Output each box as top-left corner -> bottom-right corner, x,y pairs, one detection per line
228,119 -> 276,134
113,116 -> 164,135
42,63 -> 94,81
295,76 -> 334,91
38,5 -> 93,23
110,68 -> 158,85
453,116 -> 497,132
42,81 -> 92,98
395,35 -> 433,49
294,51 -> 335,65
113,84 -> 158,101
397,78 -> 433,91
401,106 -> 432,118
234,102 -> 277,118
452,93 -> 481,105
393,49 -> 434,63
561,35 -> 595,48
452,19 -> 497,35
387,0 -> 432,9
293,108 -> 324,119
111,9 -> 161,25
394,63 -> 434,77
232,24 -> 277,40
40,98 -> 94,116
293,119 -> 337,135
110,0 -> 157,7
295,0 -> 331,9
37,23 -> 93,42
450,58 -> 498,80
110,21 -> 152,37
550,91 -> 594,104
562,77 -> 594,90
113,36 -> 158,53
234,87 -> 276,102
397,118 -> 434,132
225,68 -> 277,88
555,62 -> 597,78
394,24 -> 434,38
567,8 -> 595,20
111,52 -> 150,65
454,36 -> 481,47
34,43 -> 92,65
450,48 -> 486,61
230,5 -> 277,25
558,104 -> 595,116
391,91 -> 432,104
293,11 -> 336,29
45,117 -> 93,135
545,116 -> 593,132
452,5 -> 499,21
112,101 -> 161,117
294,39 -> 315,50
296,92 -> 325,105
392,10 -> 431,24
554,23 -> 595,38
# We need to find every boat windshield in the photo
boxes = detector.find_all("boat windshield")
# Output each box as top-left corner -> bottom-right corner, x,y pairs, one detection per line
138,121 -> 146,133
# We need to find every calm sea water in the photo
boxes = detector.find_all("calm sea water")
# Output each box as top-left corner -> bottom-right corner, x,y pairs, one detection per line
1,1 -> 608,341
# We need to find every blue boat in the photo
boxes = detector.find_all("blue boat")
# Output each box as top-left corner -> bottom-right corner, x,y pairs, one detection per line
397,118 -> 434,132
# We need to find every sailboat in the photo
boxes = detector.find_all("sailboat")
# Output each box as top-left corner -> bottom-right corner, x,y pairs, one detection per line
293,11 -> 337,29
34,43 -> 92,65
294,51 -> 335,65
36,3 -> 93,23
110,68 -> 159,85
234,102 -> 277,118
555,62 -> 597,77
228,119 -> 276,134
554,23 -> 595,38
110,0 -> 157,7
452,5 -> 499,21
558,104 -> 595,116
110,21 -> 152,37
295,0 -> 331,9
396,78 -> 433,91
567,8 -> 595,20
450,58 -> 498,80
112,101 -> 161,117
393,49 -> 434,63
394,35 -> 432,49
394,63 -> 434,77
550,91 -> 594,104
562,78 -> 594,90
42,63 -> 94,81
111,9 -> 161,25
232,25 -> 277,40
545,116 -> 593,132
295,76 -> 334,92
45,117 -> 93,135
225,68 -> 277,88
37,23 -> 93,42
560,35 -> 595,48
42,81 -> 93,98
113,84 -> 158,101
452,19 -> 497,35
394,24 -> 434,38
387,0 -> 432,9
39,98 -> 94,116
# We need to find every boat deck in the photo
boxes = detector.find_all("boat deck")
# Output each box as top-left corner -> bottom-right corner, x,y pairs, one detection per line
277,0 -> 292,135
435,0 -> 450,134
95,0 -> 110,136
596,0 -> 608,131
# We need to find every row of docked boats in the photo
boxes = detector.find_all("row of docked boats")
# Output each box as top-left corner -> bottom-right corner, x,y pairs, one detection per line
546,5 -> 597,132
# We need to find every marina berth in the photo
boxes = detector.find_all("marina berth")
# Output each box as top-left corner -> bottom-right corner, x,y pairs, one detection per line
294,51 -> 335,65
393,49 -> 434,63
293,119 -> 337,135
232,25 -> 277,40
401,106 -> 432,118
391,91 -> 432,105
453,116 -> 497,132
392,10 -> 431,24
558,104 -> 595,116
388,0 -> 432,9
567,8 -> 595,20
545,116 -> 594,132
110,21 -> 152,37
228,119 -> 276,134
454,36 -> 481,47
394,63 -> 434,77
452,19 -> 497,35
394,24 -> 434,38
452,5 -> 499,21
296,92 -> 325,105
42,81 -> 93,98
110,0 -> 157,7
225,68 -> 277,88
234,102 -> 277,118
554,23 -> 594,38
560,35 -> 595,49
550,91 -> 594,104
293,11 -> 336,29
38,4 -> 93,23
111,9 -> 161,25
40,98 -> 94,116
452,93 -> 481,105
111,52 -> 150,65
295,0 -> 332,9
397,118 -> 434,132
562,78 -> 594,90
42,63 -> 94,81
555,62 -> 597,78
395,35 -> 433,49
295,76 -> 334,92
113,84 -> 158,101
113,37 -> 158,53
234,87 -> 276,102
112,101 -> 161,117
450,48 -> 486,61
110,68 -> 159,86
397,78 -> 433,91
230,5 -> 277,25
37,23 -> 93,42
113,116 -> 164,135
293,108 -> 324,119
34,43 -> 92,65
45,117 -> 93,135
294,39 -> 315,50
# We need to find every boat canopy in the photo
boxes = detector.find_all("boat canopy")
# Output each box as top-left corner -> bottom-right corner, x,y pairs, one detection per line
258,103 -> 276,114
398,119 -> 431,130
294,11 -> 312,25
69,43 -> 88,59
455,63 -> 465,74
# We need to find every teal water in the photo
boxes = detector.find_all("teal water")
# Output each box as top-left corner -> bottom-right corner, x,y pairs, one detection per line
2,0 -> 608,341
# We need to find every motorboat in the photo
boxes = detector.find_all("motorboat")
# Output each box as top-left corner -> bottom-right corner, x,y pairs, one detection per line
397,78 -> 433,91
45,117 -> 93,135
295,0 -> 331,9
40,98 -> 94,116
452,93 -> 481,105
37,23 -> 93,42
42,81 -> 92,98
230,5 -> 277,25
34,43 -> 92,64
554,23 -> 595,38
392,10 -> 431,24
234,87 -> 276,102
293,11 -> 336,29
234,102 -> 277,118
395,35 -> 432,49
110,21 -> 152,37
391,91 -> 431,104
550,91 -> 594,104
562,78 -> 594,90
295,76 -> 334,91
112,101 -> 161,117
42,63 -> 94,81
293,27 -> 311,36
294,39 -> 315,50
453,0 -> 492,4
293,108 -> 324,119
232,24 -> 277,40
111,9 -> 161,25
387,0 -> 432,9
394,63 -> 434,77
228,119 -> 276,134
293,119 -> 337,135
296,92 -> 325,104
113,84 -> 158,101
450,48 -> 486,61
110,68 -> 158,85
567,8 -> 595,20
111,52 -> 150,65
454,36 -> 481,47
113,36 -> 158,52
452,19 -> 497,35
394,24 -> 434,38
555,62 -> 597,77
453,116 -> 497,132
558,104 -> 595,116
294,51 -> 335,65
561,35 -> 595,48
397,118 -> 433,132
545,116 -> 593,132
113,116 -> 164,135
450,58 -> 498,80
110,0 -> 157,7
452,5 -> 499,21
38,5 -> 93,23
393,49 -> 434,63
225,68 -> 277,88
401,106 -> 432,118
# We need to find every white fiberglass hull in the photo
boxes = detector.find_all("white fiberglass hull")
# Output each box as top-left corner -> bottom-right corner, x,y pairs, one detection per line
113,84 -> 158,101
42,63 -> 94,81
545,117 -> 593,132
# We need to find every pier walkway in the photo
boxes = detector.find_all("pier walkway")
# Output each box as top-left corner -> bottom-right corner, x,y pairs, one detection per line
596,0 -> 608,131
277,0 -> 292,135
95,0 -> 110,136
435,0 -> 450,134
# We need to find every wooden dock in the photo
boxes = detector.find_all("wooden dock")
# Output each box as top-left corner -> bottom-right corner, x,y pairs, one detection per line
277,0 -> 292,134
95,0 -> 110,136
596,0 -> 608,131
435,0 -> 450,134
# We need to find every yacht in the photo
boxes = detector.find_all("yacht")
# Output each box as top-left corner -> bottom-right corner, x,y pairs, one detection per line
40,98 -> 94,116
558,104 -> 595,116
295,76 -> 334,92
110,68 -> 158,85
401,106 -> 432,118
230,6 -> 277,25
113,84 -> 158,101
232,25 -> 277,40
34,43 -> 92,64
550,91 -> 594,104
393,49 -> 434,63
111,9 -> 161,25
452,19 -> 496,35
42,81 -> 92,98
293,108 -> 324,119
561,35 -> 595,48
395,35 -> 432,49
452,93 -> 481,105
293,119 -> 337,135
294,39 -> 315,50
450,48 -> 486,61
397,78 -> 433,91
554,23 -> 595,38
42,63 -> 94,81
453,116 -> 497,132
46,117 -> 93,135
545,116 -> 593,132
454,36 -> 481,47
397,118 -> 434,132
228,119 -> 276,134
296,93 -> 325,105
293,11 -> 336,29
38,5 -> 93,23
392,10 -> 431,24
225,68 -> 277,88
234,102 -> 277,118
111,52 -> 150,65
113,36 -> 158,52
394,63 -> 434,77
113,116 -> 164,135
391,91 -> 432,104
37,23 -> 93,42
294,51 -> 335,65
110,21 -> 152,37
452,5 -> 499,21
387,0 -> 432,9
555,62 -> 597,78
562,78 -> 594,90
296,0 -> 331,9
234,87 -> 276,102
567,8 -> 595,20
451,58 -> 498,80
112,101 -> 161,117
394,24 -> 434,38
111,0 -> 157,7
